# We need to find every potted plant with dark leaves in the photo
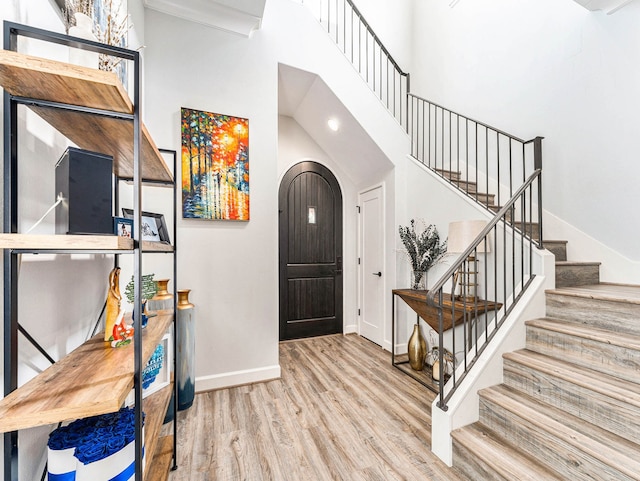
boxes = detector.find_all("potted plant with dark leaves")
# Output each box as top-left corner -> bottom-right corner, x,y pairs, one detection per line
398,219 -> 447,290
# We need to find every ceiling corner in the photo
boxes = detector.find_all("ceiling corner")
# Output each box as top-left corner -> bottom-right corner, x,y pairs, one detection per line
143,0 -> 267,37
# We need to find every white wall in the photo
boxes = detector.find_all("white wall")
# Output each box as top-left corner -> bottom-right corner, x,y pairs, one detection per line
411,0 -> 640,267
143,9 -> 281,390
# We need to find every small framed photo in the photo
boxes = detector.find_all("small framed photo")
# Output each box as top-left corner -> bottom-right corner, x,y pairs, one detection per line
113,217 -> 133,238
122,209 -> 171,244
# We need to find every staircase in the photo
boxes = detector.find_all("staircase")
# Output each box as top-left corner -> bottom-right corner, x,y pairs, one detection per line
441,169 -> 603,289
450,239 -> 640,480
297,7 -> 640,475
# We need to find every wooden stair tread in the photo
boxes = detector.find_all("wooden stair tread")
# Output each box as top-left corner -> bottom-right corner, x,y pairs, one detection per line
453,423 -> 565,481
547,283 -> 640,304
555,261 -> 602,267
526,317 -> 640,351
480,384 -> 640,475
504,349 -> 640,408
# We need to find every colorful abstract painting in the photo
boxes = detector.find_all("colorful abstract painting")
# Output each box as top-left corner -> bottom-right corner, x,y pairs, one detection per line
181,108 -> 249,220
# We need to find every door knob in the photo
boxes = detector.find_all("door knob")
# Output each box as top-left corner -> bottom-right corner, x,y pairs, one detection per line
372,272 -> 382,277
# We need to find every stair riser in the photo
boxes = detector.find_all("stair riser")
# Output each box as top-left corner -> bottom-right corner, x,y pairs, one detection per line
465,192 -> 495,206
479,396 -> 637,481
555,265 -> 600,288
503,358 -> 640,445
526,325 -> 640,384
489,206 -> 513,223
451,179 -> 478,193
453,437 -> 512,481
544,242 -> 567,261
546,293 -> 640,336
435,169 -> 461,181
512,223 -> 540,241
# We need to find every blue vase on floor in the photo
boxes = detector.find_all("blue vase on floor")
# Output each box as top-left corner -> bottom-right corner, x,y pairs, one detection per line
177,289 -> 195,411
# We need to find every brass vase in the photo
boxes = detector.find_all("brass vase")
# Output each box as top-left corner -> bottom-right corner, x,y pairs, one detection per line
176,289 -> 195,411
408,323 -> 427,371
147,278 -> 173,311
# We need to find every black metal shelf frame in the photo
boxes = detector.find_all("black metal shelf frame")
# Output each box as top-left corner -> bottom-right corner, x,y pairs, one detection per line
2,21 -> 178,481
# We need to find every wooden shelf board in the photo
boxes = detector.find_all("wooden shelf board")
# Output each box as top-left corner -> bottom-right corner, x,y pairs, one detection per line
144,383 -> 173,477
0,233 -> 133,250
145,435 -> 174,481
394,355 -> 441,393
0,50 -> 131,112
0,50 -> 173,183
0,234 -> 174,253
141,241 -> 174,253
0,312 -> 173,433
31,106 -> 172,183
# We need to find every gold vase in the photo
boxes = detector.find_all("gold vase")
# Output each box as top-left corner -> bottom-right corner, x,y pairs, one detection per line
148,279 -> 173,311
177,289 -> 194,309
408,323 -> 427,371
155,279 -> 172,299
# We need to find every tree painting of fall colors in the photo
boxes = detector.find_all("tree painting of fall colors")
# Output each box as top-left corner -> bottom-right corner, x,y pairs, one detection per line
181,108 -> 249,220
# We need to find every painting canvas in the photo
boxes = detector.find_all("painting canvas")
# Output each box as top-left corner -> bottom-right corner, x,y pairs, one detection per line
181,108 -> 250,220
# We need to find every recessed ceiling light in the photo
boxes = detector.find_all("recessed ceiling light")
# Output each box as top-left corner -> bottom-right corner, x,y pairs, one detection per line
327,118 -> 340,132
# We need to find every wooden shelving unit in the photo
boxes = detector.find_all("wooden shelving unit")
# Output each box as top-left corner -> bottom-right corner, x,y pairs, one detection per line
0,22 -> 178,481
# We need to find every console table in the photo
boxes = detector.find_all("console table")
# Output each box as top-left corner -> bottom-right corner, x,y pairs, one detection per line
391,289 -> 502,392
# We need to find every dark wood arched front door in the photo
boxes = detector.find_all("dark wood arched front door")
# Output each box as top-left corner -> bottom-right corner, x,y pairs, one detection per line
278,162 -> 343,341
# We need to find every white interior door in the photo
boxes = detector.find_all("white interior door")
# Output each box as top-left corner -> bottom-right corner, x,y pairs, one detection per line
358,185 -> 384,345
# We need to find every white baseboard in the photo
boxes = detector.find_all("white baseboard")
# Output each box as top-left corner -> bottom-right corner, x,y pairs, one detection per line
344,323 -> 358,334
195,364 -> 281,392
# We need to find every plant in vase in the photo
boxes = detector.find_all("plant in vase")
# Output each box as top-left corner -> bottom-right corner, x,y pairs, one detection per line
398,219 -> 447,290
124,273 -> 158,327
93,0 -> 130,73
64,0 -> 94,31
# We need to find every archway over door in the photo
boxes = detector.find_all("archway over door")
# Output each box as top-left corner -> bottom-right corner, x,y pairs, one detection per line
278,161 -> 343,341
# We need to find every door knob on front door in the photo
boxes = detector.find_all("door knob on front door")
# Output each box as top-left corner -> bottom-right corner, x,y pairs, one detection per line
372,272 -> 382,277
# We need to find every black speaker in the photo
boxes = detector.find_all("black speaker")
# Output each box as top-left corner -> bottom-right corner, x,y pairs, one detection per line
55,147 -> 113,235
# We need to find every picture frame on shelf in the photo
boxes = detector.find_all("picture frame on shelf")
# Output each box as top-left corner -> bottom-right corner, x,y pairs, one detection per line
125,332 -> 172,405
113,217 -> 133,238
122,208 -> 171,244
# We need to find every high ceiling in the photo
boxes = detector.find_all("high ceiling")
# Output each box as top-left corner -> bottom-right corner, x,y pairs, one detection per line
571,0 -> 638,14
143,0 -> 267,36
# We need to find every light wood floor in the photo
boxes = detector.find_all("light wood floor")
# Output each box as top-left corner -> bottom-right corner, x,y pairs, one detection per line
167,334 -> 464,480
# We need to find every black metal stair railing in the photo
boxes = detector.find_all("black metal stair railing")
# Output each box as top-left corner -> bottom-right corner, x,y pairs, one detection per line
427,164 -> 543,411
296,0 -> 410,128
408,93 -> 543,214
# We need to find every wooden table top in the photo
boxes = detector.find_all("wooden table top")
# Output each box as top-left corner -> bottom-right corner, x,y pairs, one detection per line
393,289 -> 502,331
